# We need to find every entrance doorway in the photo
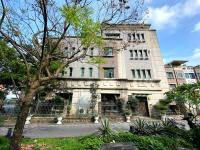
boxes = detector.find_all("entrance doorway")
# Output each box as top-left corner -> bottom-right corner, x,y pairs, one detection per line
100,94 -> 121,116
137,96 -> 149,117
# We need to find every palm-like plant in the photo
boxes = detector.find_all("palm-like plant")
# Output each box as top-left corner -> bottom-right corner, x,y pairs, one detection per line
98,118 -> 113,137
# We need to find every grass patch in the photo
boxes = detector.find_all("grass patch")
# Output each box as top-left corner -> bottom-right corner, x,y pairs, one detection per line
0,136 -> 10,150
0,132 -> 196,150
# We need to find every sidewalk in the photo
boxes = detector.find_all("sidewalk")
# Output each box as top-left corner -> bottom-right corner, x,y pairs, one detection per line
0,122 -> 130,138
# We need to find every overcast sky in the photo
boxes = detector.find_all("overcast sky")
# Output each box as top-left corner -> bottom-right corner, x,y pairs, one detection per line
145,0 -> 200,66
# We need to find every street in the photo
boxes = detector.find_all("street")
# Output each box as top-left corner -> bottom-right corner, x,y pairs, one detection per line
0,122 -> 130,138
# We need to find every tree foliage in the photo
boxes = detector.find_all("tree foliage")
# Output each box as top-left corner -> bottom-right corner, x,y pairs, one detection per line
0,41 -> 26,85
0,0 -> 145,149
165,82 -> 200,115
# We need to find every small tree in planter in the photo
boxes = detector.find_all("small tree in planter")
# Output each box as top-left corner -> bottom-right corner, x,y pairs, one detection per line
93,111 -> 99,123
124,108 -> 132,123
153,99 -> 171,120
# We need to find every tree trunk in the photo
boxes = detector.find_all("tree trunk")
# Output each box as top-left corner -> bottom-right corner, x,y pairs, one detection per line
9,87 -> 37,150
177,101 -> 188,117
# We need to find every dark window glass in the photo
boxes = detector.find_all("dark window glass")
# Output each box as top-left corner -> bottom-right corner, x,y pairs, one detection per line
169,84 -> 176,89
134,50 -> 138,58
89,68 -> 93,77
128,33 -> 131,41
147,70 -> 151,79
133,33 -> 136,40
81,67 -> 85,77
189,73 -> 195,79
137,33 -> 140,40
185,73 -> 190,79
132,70 -> 136,78
142,70 -> 146,79
139,50 -> 143,58
104,48 -> 113,56
198,73 -> 200,78
176,72 -> 183,78
90,48 -> 94,57
166,72 -> 174,79
144,50 -> 148,58
104,68 -> 114,78
69,67 -> 73,77
137,70 -> 141,79
141,33 -> 145,40
130,50 -> 133,58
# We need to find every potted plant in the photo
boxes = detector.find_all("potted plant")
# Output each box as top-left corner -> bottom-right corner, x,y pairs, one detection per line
154,99 -> 169,121
93,112 -> 99,123
124,109 -> 131,123
56,115 -> 63,125
25,114 -> 33,125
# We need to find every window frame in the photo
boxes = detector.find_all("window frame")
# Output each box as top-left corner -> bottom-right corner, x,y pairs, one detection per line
104,68 -> 114,78
104,47 -> 113,57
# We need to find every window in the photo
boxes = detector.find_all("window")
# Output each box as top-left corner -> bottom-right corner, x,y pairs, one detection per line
139,50 -> 143,59
166,72 -> 174,79
144,50 -> 148,59
197,73 -> 200,78
185,73 -> 190,79
136,69 -> 141,79
89,68 -> 93,77
169,84 -> 176,89
105,33 -> 120,38
141,33 -> 145,40
104,48 -> 113,56
147,70 -> 151,79
142,70 -> 146,79
90,48 -> 94,57
176,72 -> 183,78
189,73 -> 195,79
128,33 -> 131,41
69,67 -> 73,77
81,67 -> 85,77
104,68 -> 114,78
130,50 -> 133,58
137,33 -> 140,40
132,70 -> 136,78
134,50 -> 138,59
133,33 -> 136,40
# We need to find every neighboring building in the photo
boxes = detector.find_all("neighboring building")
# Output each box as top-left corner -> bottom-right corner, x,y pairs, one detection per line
53,24 -> 169,117
194,65 -> 200,81
165,60 -> 199,89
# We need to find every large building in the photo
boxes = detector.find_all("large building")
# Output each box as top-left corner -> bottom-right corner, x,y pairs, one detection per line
55,24 -> 169,117
165,60 -> 200,89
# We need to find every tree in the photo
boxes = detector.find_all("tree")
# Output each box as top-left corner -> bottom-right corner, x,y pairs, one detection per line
0,41 -> 26,86
0,0 -> 145,149
165,82 -> 200,117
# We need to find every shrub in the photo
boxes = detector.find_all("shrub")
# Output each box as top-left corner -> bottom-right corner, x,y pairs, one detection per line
80,135 -> 104,150
111,132 -> 194,150
190,126 -> 200,148
98,118 -> 113,142
130,119 -> 150,135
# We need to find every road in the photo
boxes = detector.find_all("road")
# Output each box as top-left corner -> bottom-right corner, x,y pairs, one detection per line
0,122 -> 130,138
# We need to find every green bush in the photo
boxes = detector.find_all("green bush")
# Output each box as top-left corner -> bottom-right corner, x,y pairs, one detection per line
111,132 -> 194,150
80,135 -> 104,150
190,126 -> 200,148
0,136 -> 10,150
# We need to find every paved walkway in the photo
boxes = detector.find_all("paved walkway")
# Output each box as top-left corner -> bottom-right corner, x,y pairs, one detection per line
0,123 -> 130,138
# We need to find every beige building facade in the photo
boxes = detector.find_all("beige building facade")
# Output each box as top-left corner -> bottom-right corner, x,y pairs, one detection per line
57,24 -> 169,117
